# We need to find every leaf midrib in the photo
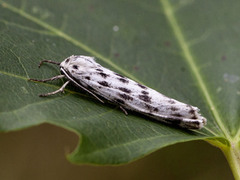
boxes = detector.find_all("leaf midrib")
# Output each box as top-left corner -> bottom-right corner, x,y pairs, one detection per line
159,0 -> 230,139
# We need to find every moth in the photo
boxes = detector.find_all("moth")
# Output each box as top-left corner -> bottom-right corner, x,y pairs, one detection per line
29,55 -> 207,129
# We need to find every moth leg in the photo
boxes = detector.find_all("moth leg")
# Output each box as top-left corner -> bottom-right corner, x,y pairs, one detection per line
120,106 -> 128,115
29,75 -> 65,82
39,80 -> 70,97
38,60 -> 60,68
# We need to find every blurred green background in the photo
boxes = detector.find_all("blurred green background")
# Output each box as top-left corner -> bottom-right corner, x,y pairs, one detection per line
0,126 -> 233,179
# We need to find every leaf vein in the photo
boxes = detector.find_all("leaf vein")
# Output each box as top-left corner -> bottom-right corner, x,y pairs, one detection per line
160,0 -> 230,139
1,1 -> 142,84
0,19 -> 56,36
75,134 -> 207,158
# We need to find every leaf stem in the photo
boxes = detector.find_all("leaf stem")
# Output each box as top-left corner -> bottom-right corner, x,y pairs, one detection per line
221,142 -> 240,179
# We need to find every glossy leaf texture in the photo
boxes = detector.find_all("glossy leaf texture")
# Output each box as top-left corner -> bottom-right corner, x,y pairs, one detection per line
0,0 -> 239,168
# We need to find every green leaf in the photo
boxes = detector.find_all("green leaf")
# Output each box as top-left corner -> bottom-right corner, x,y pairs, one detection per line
1,0 -> 240,177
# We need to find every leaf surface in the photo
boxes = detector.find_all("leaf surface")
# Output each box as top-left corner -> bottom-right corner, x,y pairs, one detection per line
0,0 -> 239,165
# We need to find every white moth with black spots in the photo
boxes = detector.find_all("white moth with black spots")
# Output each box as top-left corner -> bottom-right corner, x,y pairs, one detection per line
29,55 -> 207,129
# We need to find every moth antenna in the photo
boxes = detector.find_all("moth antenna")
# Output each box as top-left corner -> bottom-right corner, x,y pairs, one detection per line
38,60 -> 61,68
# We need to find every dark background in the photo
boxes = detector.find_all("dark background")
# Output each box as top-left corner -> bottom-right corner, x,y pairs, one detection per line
0,124 -> 233,180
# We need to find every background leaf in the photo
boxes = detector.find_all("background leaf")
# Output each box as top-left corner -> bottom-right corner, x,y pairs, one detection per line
0,0 -> 239,173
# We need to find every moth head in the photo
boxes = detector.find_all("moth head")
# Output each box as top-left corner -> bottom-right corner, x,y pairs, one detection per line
60,55 -> 99,73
